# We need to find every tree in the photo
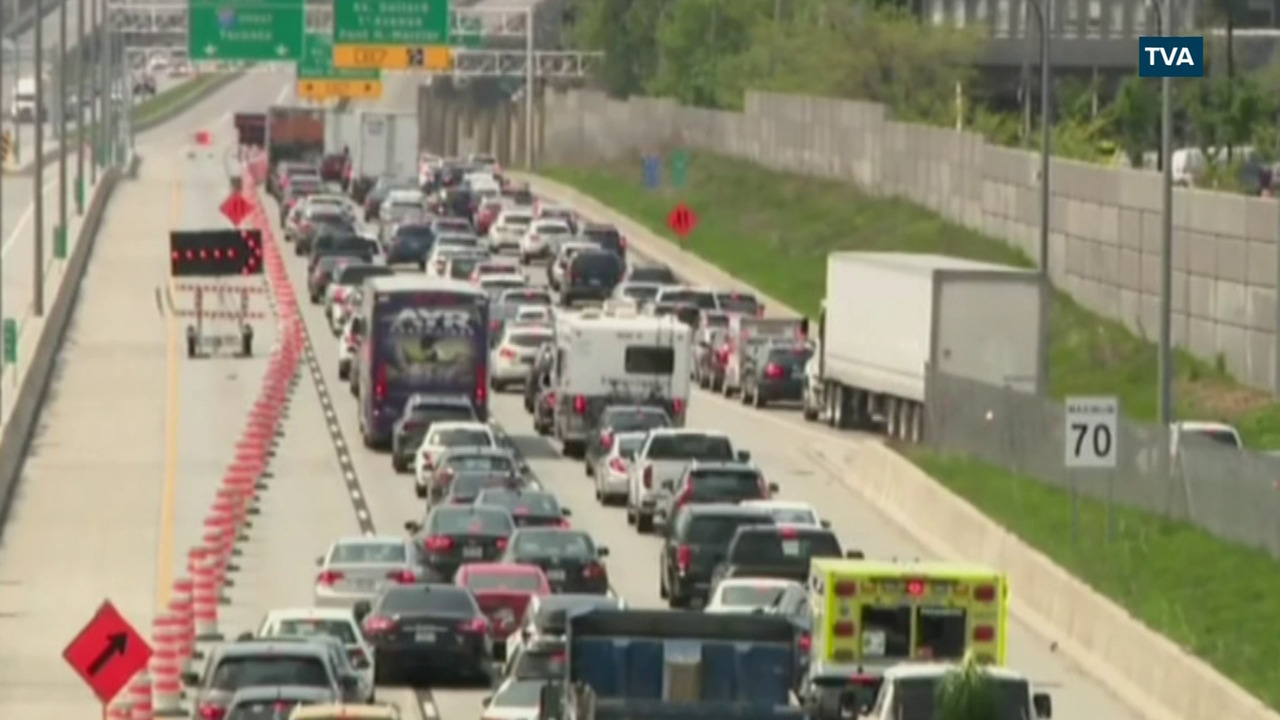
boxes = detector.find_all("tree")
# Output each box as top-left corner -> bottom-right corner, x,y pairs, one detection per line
1111,74 -> 1159,168
936,652 -> 1001,720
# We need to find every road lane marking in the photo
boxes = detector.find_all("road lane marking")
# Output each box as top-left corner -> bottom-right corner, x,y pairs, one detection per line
155,169 -> 184,610
0,175 -> 61,257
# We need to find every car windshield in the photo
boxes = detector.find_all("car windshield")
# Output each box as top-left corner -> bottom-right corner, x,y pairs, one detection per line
463,571 -> 544,592
892,677 -> 1032,720
513,531 -> 594,558
684,515 -> 772,544
716,293 -> 760,315
493,679 -> 545,708
273,618 -> 358,645
451,472 -> 517,499
604,409 -> 670,433
660,289 -> 715,310
430,429 -> 493,447
688,469 -> 763,500
616,435 -> 645,459
444,454 -> 514,473
430,509 -> 513,535
646,434 -> 734,461
536,223 -> 570,236
334,266 -> 392,286
731,529 -> 842,563
512,645 -> 567,679
435,220 -> 472,234
404,405 -> 475,429
759,507 -> 818,525
508,332 -> 551,348
621,284 -> 660,302
502,214 -> 532,227
396,225 -> 435,241
330,542 -> 407,564
718,585 -> 788,608
479,491 -> 560,516
629,266 -> 678,284
379,587 -> 477,616
209,656 -> 330,690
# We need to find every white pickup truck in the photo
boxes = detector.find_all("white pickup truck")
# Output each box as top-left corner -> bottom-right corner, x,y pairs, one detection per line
625,429 -> 750,533
859,662 -> 1051,720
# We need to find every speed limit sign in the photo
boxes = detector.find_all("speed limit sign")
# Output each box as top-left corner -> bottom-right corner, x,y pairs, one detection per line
1064,396 -> 1118,468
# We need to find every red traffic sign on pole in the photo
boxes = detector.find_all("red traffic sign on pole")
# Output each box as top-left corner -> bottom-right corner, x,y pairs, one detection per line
667,202 -> 698,239
63,601 -> 152,704
220,193 -> 251,227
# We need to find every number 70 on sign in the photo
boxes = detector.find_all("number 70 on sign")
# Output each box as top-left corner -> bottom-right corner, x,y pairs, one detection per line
1064,396 -> 1118,469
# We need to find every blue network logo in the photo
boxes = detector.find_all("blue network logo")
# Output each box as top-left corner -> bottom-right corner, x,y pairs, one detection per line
1138,36 -> 1204,78
217,8 -> 237,31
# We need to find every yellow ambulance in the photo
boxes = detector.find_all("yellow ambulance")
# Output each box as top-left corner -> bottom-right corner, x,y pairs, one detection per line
800,558 -> 1010,720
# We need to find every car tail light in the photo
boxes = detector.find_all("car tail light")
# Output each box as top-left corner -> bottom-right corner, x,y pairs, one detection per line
197,703 -> 226,720
973,625 -> 995,642
348,647 -> 370,669
545,392 -> 557,407
475,370 -> 487,407
764,363 -> 785,380
642,464 -> 653,489
799,633 -> 812,652
672,397 -> 686,416
387,569 -> 416,584
716,346 -> 730,363
583,562 -> 605,578
608,457 -> 627,474
362,615 -> 397,634
779,526 -> 799,538
676,544 -> 692,572
458,617 -> 489,634
674,484 -> 694,511
599,431 -> 614,451
489,318 -> 502,332
424,535 -> 454,552
558,518 -> 571,528
500,347 -> 517,360
974,584 -> 997,602
834,580 -> 858,597
421,451 -> 434,469
435,466 -> 455,485
619,236 -> 627,249
333,287 -> 347,302
573,395 -> 587,414
374,365 -> 388,402
759,304 -> 768,318
758,475 -> 771,497
495,537 -> 508,551
834,621 -> 856,636
316,570 -> 344,585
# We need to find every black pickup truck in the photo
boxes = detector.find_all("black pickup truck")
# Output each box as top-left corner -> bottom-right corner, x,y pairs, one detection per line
708,525 -> 857,590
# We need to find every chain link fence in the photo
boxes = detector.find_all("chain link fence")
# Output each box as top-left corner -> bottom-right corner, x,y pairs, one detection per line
925,369 -> 1280,559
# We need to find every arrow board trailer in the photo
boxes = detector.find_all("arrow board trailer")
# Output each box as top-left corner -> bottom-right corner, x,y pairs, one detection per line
805,252 -> 1046,442
553,312 -> 692,454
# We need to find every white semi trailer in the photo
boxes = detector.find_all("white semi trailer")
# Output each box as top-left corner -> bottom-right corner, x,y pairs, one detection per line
802,252 -> 1046,441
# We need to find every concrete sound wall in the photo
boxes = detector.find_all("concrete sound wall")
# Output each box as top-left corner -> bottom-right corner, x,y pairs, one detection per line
423,84 -> 1280,393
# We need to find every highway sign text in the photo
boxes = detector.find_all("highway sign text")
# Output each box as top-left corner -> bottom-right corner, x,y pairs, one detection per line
1064,396 -> 1119,469
188,0 -> 306,61
333,0 -> 452,70
298,31 -> 382,99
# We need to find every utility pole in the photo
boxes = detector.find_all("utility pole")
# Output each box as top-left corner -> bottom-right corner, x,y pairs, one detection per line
0,0 -> 7,416
33,0 -> 45,316
88,0 -> 96,184
75,0 -> 84,210
58,0 -> 67,252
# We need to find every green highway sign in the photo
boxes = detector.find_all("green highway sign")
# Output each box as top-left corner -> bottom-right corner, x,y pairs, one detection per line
298,32 -> 379,80
454,14 -> 483,48
334,0 -> 451,46
188,0 -> 306,61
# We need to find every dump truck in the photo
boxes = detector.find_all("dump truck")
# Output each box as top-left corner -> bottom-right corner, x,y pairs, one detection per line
536,609 -> 806,720
802,251 -> 1046,442
266,105 -> 325,169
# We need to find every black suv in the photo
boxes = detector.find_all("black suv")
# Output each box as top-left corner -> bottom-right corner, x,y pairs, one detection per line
560,250 -> 624,307
741,343 -> 813,408
658,504 -> 774,609
578,222 -> 626,263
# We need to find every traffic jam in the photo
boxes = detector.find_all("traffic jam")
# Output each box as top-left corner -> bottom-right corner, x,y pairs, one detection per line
187,148 -> 1053,720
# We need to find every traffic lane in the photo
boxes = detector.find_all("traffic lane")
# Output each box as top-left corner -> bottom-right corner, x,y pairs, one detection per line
168,141 -> 281,592
261,199 -> 496,720
0,117 -> 177,720
135,66 -> 291,151
1,0 -> 95,111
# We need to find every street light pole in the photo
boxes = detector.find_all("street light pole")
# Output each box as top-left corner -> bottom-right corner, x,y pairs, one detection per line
33,0 -> 45,317
1153,0 -> 1174,428
523,7 -> 533,169
1027,0 -> 1052,392
75,0 -> 84,211
57,0 -> 67,253
88,0 -> 96,184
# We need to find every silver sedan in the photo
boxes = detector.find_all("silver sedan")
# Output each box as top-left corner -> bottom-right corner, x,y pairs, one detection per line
313,535 -> 422,608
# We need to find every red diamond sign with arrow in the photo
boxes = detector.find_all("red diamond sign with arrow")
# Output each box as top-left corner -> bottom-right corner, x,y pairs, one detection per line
667,202 -> 698,239
220,193 -> 251,227
62,600 -> 152,703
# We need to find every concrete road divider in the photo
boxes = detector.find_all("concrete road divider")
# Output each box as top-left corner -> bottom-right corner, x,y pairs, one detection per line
513,171 -> 1280,720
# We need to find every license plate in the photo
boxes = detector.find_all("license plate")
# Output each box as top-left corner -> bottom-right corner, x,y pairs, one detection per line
546,569 -> 566,581
792,367 -> 804,379
521,357 -> 534,365
414,629 -> 437,643
352,578 -> 376,590
463,545 -> 484,559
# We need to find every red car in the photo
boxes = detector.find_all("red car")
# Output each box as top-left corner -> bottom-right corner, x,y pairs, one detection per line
475,199 -> 504,235
454,562 -> 550,659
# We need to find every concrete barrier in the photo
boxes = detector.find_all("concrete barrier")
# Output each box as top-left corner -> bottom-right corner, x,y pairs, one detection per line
513,170 -> 1280,720
0,158 -> 121,529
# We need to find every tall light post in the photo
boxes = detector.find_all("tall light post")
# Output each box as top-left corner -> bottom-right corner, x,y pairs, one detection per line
1026,0 -> 1053,392
1150,0 -> 1174,428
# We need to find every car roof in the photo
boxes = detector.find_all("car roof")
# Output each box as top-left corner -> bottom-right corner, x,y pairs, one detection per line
715,577 -> 802,590
263,607 -> 358,622
458,562 -> 544,576
684,503 -> 774,518
291,703 -> 402,719
603,405 -> 669,416
427,421 -> 491,433
408,393 -> 473,407
647,428 -> 730,439
439,445 -> 510,457
215,640 -> 332,659
229,686 -> 337,702
687,460 -> 756,472
331,535 -> 407,547
740,499 -> 816,512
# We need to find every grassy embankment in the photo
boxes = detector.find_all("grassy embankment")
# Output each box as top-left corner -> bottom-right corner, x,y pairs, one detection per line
544,153 -> 1280,709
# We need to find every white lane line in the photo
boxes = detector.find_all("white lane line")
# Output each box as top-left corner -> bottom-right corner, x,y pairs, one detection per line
0,176 -> 61,257
420,698 -> 438,720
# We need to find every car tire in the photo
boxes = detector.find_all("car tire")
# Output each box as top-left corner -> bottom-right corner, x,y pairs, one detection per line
562,440 -> 584,459
626,504 -> 636,525
338,365 -> 349,380
637,512 -> 653,534
753,388 -> 766,408
584,460 -> 594,477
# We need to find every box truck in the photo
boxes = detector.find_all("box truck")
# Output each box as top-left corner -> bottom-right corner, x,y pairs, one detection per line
802,252 -> 1045,441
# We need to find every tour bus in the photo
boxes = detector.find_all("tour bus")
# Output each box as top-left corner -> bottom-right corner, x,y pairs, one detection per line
357,276 -> 490,448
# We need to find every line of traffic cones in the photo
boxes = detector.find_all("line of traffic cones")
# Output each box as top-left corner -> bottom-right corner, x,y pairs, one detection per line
107,148 -> 307,720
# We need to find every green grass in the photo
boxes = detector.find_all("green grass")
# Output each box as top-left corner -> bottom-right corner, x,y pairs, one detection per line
132,74 -> 240,127
543,152 -> 1280,708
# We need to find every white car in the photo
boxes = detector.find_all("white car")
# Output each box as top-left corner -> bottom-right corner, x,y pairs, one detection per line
739,500 -> 826,527
379,188 -> 425,220
533,200 -> 576,227
593,431 -> 646,505
705,578 -> 805,615
489,208 -> 533,252
504,594 -> 627,664
254,607 -> 376,683
513,305 -> 552,325
480,275 -> 527,296
490,324 -> 554,391
480,677 -> 544,720
612,281 -> 663,308
413,421 -> 498,495
471,258 -> 523,285
337,317 -> 361,380
329,287 -> 363,336
426,241 -> 483,277
519,219 -> 572,263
